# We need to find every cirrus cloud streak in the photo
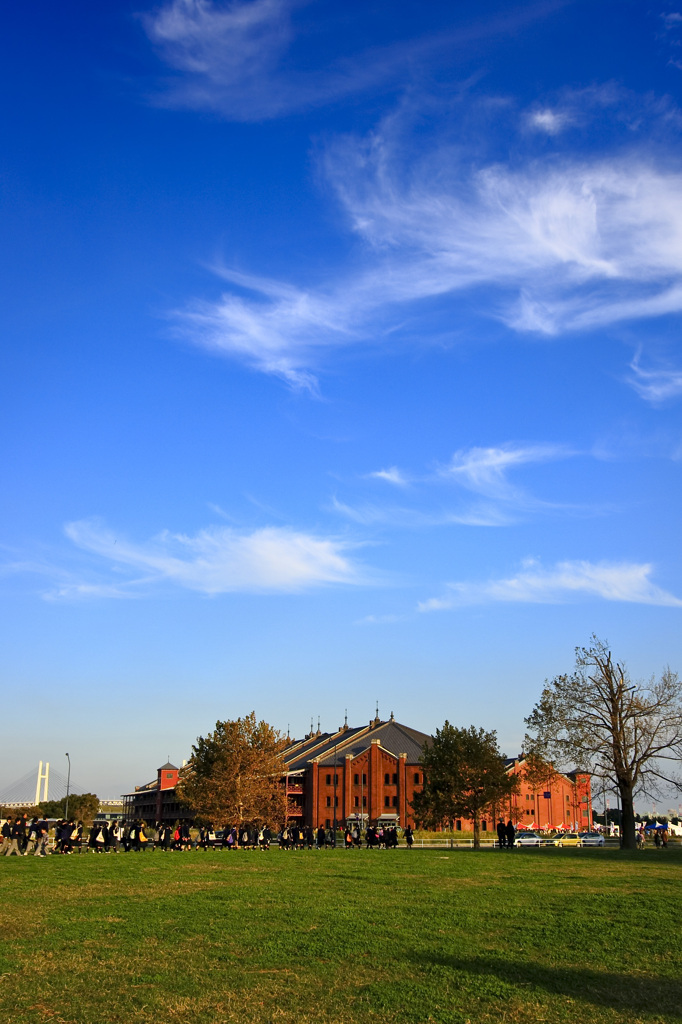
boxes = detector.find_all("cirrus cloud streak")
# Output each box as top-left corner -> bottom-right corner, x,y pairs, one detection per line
49,518 -> 370,599
418,559 -> 682,611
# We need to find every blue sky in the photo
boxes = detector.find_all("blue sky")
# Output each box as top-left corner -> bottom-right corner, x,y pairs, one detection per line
2,0 -> 682,801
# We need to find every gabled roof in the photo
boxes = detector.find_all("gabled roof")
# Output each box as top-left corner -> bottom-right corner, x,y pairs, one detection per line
158,762 -> 178,771
283,713 -> 438,773
284,726 -> 368,772
309,720 -> 431,767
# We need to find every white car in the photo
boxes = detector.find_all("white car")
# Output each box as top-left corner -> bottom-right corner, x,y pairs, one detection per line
579,832 -> 605,846
514,831 -> 542,847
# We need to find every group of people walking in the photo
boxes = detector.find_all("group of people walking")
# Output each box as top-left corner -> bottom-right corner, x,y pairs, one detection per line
1,815 -> 50,856
2,814 -> 413,854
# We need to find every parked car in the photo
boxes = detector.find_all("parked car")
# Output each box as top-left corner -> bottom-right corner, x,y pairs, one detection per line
514,831 -> 542,847
579,832 -> 605,846
554,832 -> 582,847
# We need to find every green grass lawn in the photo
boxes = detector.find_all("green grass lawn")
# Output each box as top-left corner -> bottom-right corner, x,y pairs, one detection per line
1,847 -> 680,1024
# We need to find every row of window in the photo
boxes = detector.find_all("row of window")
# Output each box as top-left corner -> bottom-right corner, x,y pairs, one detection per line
324,772 -> 422,786
525,793 -> 577,803
325,795 -> 399,808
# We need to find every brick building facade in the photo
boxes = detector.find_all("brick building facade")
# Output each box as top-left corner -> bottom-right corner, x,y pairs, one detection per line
505,757 -> 592,831
122,761 -> 193,824
284,713 -> 429,829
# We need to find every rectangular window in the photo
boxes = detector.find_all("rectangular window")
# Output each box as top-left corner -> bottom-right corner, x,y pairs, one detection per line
334,773 -> 339,785
326,796 -> 331,807
384,796 -> 390,807
362,773 -> 367,785
325,819 -> 330,828
325,774 -> 331,785
392,796 -> 397,807
384,773 -> 390,785
392,773 -> 397,784
165,773 -> 174,779
362,796 -> 366,807
456,820 -> 462,831
526,810 -> 531,815
525,794 -> 529,801
482,821 -> 487,831
414,772 -> 420,785
354,773 -> 359,785
354,796 -> 359,807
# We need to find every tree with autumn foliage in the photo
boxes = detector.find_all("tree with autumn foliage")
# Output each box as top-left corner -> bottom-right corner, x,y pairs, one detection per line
411,723 -> 518,849
177,712 -> 288,826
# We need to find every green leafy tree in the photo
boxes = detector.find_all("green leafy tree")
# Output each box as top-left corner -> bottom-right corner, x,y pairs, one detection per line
177,712 -> 287,826
525,636 -> 682,850
412,723 -> 518,849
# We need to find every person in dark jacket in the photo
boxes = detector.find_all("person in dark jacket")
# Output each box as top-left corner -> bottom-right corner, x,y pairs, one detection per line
34,817 -> 49,856
496,820 -> 506,849
505,820 -> 516,849
25,817 -> 40,855
3,818 -> 23,856
0,818 -> 11,854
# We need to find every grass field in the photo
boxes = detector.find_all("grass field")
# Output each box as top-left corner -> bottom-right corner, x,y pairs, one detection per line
1,847 -> 680,1024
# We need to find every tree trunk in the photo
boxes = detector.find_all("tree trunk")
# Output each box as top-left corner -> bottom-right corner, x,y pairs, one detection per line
473,812 -> 480,850
619,779 -> 637,850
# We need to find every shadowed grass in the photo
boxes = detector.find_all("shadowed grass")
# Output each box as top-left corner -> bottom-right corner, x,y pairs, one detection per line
1,847 -> 680,1023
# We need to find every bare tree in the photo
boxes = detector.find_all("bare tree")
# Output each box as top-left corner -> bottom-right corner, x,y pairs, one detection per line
525,636 -> 682,849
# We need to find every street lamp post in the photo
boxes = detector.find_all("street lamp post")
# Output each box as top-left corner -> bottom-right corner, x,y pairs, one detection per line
65,753 -> 71,820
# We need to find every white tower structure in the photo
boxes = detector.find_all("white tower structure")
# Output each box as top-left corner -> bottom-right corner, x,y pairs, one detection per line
34,761 -> 49,805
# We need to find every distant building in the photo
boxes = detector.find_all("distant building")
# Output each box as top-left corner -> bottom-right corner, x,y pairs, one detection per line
121,762 -> 192,824
505,757 -> 592,832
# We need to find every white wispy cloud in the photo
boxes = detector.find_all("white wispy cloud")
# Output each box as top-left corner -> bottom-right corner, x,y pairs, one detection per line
176,134 -> 682,385
366,466 -> 410,486
418,559 -> 682,611
440,444 -> 570,500
142,0 -> 557,121
627,351 -> 682,404
329,134 -> 682,333
46,518 -> 368,599
330,496 -> 508,528
332,444 -> 579,529
140,0 -> 436,120
662,12 -> 682,30
526,107 -> 572,134
173,268 -> 356,389
142,0 -> 295,119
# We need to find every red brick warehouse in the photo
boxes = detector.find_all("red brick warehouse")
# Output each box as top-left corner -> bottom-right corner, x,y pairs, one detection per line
283,712 -> 429,830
